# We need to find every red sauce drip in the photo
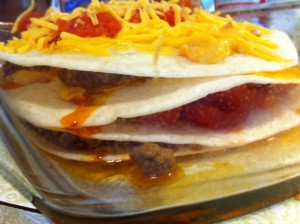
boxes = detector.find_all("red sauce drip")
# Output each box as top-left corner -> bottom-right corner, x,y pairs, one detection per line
60,105 -> 98,128
59,78 -> 146,130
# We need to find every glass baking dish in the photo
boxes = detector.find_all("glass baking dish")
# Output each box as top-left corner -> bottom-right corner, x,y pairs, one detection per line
1,1 -> 300,223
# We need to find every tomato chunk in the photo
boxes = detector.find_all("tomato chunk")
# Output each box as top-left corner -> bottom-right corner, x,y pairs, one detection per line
18,11 -> 42,32
182,85 -> 255,129
56,12 -> 122,38
129,10 -> 141,23
129,84 -> 294,130
179,0 -> 194,9
164,8 -> 176,27
129,7 -> 180,27
131,108 -> 182,128
248,84 -> 296,109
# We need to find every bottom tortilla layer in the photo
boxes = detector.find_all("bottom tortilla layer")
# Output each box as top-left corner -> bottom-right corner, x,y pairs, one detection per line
23,120 -> 214,163
12,113 -> 300,208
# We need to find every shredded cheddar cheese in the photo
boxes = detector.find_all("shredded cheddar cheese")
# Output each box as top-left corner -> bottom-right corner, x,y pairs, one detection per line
153,32 -> 165,64
0,42 -> 4,51
30,18 -> 58,30
0,0 -> 287,64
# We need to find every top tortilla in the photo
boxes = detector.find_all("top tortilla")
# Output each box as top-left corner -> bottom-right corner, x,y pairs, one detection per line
0,31 -> 298,78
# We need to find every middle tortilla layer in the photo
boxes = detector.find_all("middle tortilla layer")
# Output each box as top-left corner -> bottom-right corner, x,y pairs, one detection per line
2,69 -> 300,147
2,71 -> 300,127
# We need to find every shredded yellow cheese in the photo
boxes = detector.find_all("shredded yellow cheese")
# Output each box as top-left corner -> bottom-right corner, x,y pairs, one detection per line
1,0 -> 286,64
0,42 -> 4,51
173,5 -> 181,26
87,10 -> 99,25
153,32 -> 165,64
30,18 -> 58,30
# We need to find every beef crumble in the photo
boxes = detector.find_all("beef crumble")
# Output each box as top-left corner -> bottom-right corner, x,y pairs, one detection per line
130,143 -> 176,176
25,122 -> 177,176
57,68 -> 140,92
27,123 -> 98,150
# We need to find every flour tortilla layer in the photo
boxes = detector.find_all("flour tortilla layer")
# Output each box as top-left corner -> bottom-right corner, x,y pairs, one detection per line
19,86 -> 300,159
2,74 -> 300,129
1,74 -> 300,147
0,31 -> 297,78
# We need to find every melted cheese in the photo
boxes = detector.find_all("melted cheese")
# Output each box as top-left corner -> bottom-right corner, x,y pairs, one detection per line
0,0 -> 290,64
253,65 -> 300,80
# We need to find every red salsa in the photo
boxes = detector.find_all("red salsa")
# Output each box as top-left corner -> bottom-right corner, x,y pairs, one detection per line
17,11 -> 43,32
129,7 -> 184,27
56,12 -> 122,38
130,84 -> 295,130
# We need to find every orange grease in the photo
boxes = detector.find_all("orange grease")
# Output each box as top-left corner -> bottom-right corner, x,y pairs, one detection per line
296,108 -> 300,115
254,65 -> 300,80
60,105 -> 98,128
127,165 -> 185,189
0,81 -> 22,90
66,126 -> 102,138
59,78 -> 147,129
